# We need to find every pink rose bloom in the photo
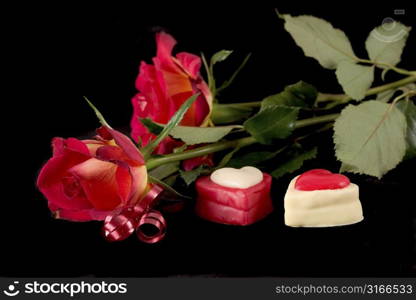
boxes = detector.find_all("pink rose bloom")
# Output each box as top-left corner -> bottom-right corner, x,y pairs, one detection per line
130,32 -> 213,170
37,126 -> 148,221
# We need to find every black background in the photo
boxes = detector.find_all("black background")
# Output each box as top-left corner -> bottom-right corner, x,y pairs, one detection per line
4,5 -> 416,277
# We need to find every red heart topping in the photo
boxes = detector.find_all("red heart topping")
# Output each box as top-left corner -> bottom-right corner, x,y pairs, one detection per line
295,169 -> 350,191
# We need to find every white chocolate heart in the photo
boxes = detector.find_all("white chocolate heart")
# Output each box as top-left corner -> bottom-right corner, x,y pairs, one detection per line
284,176 -> 363,227
210,166 -> 263,189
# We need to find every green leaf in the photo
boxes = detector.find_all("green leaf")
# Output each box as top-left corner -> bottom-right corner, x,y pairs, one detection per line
339,162 -> 356,173
211,50 -> 233,65
334,100 -> 407,178
140,117 -> 240,145
261,81 -> 318,110
396,100 -> 416,158
148,162 -> 179,181
140,118 -> 163,135
83,96 -> 111,128
227,147 -> 287,168
170,125 -> 240,145
282,14 -> 357,69
142,94 -> 199,157
244,106 -> 299,144
211,103 -> 253,124
271,147 -> 318,179
365,21 -> 411,68
179,166 -> 206,186
148,175 -> 191,199
335,61 -> 374,100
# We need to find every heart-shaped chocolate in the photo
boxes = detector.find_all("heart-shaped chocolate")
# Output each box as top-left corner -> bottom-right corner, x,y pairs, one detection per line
210,166 -> 263,189
295,169 -> 350,191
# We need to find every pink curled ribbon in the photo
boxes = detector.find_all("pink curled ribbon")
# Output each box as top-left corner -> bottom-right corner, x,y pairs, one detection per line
102,184 -> 166,243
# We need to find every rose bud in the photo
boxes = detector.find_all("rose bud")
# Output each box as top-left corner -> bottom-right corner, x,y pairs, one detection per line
37,126 -> 148,221
195,166 -> 273,225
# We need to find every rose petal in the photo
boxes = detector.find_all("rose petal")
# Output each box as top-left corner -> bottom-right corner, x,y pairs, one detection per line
130,92 -> 168,145
128,165 -> 148,205
155,31 -> 180,74
135,63 -> 171,121
84,142 -> 105,156
52,138 -> 65,157
96,145 -> 128,163
195,80 -> 213,126
40,179 -> 92,210
96,126 -> 113,140
37,150 -> 90,188
49,203 -> 110,222
105,127 -> 145,166
176,52 -> 201,79
182,154 -> 214,171
69,158 -> 121,211
52,137 -> 90,157
115,164 -> 132,204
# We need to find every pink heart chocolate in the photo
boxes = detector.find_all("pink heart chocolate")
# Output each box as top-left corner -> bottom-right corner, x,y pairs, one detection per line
295,169 -> 350,191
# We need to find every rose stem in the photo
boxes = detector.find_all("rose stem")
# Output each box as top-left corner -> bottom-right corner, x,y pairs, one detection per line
146,113 -> 340,170
215,75 -> 416,109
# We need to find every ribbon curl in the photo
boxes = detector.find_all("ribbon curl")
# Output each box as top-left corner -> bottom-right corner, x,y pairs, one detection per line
102,184 -> 166,243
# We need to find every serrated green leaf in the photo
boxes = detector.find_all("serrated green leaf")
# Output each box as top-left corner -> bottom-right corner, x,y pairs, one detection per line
271,147 -> 318,179
140,117 -> 240,145
335,61 -> 374,100
339,162 -> 355,173
244,106 -> 299,144
396,100 -> 416,158
261,81 -> 318,110
142,94 -> 198,157
227,147 -> 287,168
283,14 -> 357,69
365,21 -> 411,68
334,100 -> 407,178
211,50 -> 233,65
179,166 -> 205,186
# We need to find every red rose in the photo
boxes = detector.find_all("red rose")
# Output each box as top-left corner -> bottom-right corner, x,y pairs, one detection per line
37,126 -> 148,221
130,32 -> 213,170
